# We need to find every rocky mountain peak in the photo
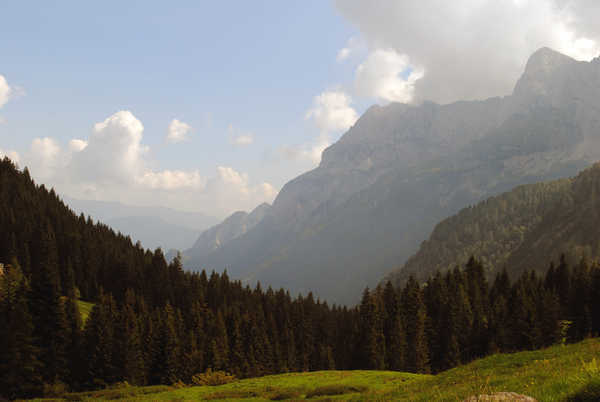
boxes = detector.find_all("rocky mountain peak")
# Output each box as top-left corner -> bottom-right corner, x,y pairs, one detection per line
513,47 -> 577,99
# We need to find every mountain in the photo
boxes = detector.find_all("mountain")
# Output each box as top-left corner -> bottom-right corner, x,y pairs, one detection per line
185,47 -> 600,304
387,162 -> 600,285
185,203 -> 270,264
65,197 -> 218,251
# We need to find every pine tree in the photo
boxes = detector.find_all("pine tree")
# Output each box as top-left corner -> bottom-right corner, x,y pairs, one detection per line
0,260 -> 41,399
401,277 -> 430,373
29,223 -> 68,384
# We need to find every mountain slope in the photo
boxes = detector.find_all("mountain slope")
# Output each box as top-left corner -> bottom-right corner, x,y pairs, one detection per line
184,203 -> 270,265
388,162 -> 600,285
65,198 -> 217,251
186,47 -> 600,304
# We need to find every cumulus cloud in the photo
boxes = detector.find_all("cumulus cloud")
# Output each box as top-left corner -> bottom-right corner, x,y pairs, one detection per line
335,0 -> 600,104
166,119 -> 192,143
0,75 -> 11,109
29,137 -> 62,180
355,48 -> 424,103
70,110 -> 146,185
305,90 -> 358,134
287,90 -> 359,166
68,139 -> 88,152
18,110 -> 275,218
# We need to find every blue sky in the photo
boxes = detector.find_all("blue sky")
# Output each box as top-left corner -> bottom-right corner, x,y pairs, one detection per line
2,0 -> 599,218
0,1 -> 361,187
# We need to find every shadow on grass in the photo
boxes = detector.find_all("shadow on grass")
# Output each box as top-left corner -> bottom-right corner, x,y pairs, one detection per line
565,379 -> 600,401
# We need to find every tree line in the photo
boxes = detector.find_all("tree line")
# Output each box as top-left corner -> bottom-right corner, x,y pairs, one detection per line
1,157 -> 600,399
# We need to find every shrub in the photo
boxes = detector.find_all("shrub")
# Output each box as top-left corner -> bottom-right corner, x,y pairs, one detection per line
305,384 -> 368,398
191,368 -> 236,386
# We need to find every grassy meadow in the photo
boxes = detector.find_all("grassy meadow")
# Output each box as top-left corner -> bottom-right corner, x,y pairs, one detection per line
33,338 -> 600,401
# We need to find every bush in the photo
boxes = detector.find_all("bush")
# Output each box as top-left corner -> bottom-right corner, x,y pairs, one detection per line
305,384 -> 368,398
191,368 -> 236,386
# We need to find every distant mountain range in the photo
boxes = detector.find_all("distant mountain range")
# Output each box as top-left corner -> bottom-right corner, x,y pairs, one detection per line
184,47 -> 600,304
65,197 -> 218,251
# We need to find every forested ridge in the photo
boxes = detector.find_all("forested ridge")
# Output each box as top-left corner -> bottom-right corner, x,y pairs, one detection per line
390,161 -> 600,285
2,157 -> 600,400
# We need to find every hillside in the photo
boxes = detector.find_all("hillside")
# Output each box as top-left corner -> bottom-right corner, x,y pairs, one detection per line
185,47 -> 600,304
38,338 -> 600,401
388,162 -> 600,285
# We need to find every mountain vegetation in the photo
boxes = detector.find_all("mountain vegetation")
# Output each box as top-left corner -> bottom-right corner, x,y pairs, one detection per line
389,161 -> 600,285
184,47 -> 600,304
3,155 -> 600,400
44,339 -> 600,401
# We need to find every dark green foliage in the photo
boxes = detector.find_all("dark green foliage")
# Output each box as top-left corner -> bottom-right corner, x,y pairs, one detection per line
0,260 -> 41,398
392,162 -> 600,285
3,158 -> 600,398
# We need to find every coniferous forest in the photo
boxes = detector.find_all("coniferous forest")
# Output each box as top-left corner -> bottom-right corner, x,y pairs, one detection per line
2,157 -> 600,400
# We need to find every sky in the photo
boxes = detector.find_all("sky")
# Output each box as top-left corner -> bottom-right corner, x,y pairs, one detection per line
1,1 -> 600,219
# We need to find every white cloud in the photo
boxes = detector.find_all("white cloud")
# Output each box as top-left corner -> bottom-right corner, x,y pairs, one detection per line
355,48 -> 424,103
29,137 -> 62,180
17,110 -> 275,218
217,166 -> 248,188
136,169 -> 206,190
0,75 -> 12,109
259,182 -> 278,200
335,0 -> 600,104
70,110 -> 146,184
166,119 -> 192,143
0,148 -> 20,164
336,36 -> 364,62
279,134 -> 332,166
288,90 -> 359,166
68,139 -> 88,152
305,90 -> 358,134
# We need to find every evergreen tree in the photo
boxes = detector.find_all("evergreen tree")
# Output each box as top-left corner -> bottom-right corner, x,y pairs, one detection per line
29,223 -> 68,384
0,260 -> 41,399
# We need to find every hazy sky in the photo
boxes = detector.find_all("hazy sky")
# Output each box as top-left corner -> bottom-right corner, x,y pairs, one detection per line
1,1 -> 600,218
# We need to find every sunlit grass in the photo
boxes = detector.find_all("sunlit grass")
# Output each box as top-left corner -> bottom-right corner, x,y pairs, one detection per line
36,338 -> 600,401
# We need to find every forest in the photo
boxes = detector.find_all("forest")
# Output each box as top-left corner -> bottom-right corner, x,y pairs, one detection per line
1,157 -> 600,399
394,162 -> 600,285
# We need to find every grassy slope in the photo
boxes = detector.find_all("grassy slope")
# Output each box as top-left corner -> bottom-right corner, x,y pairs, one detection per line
40,339 -> 600,401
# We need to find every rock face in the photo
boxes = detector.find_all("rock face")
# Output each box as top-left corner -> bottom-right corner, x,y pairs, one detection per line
185,203 -> 270,264
463,392 -> 537,402
185,47 -> 600,304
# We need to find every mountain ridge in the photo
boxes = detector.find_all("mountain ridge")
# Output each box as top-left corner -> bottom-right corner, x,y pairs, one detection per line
184,47 -> 600,304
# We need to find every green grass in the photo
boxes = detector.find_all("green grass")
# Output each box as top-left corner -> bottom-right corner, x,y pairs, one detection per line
36,339 -> 600,401
76,299 -> 94,323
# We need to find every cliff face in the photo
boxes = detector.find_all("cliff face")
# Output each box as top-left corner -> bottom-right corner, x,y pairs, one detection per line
186,48 -> 600,305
